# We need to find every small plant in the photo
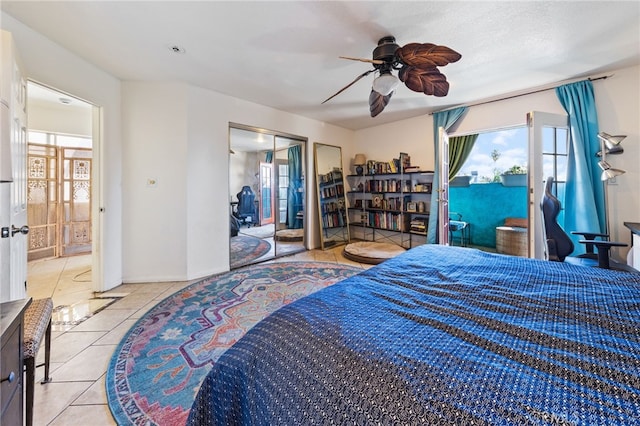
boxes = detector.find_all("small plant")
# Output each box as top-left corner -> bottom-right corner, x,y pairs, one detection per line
504,165 -> 527,175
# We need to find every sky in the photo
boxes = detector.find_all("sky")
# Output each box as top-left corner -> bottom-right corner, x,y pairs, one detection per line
457,127 -> 528,182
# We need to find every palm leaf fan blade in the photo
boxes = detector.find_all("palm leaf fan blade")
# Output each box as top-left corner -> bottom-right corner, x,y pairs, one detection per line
369,90 -> 392,117
399,66 -> 450,97
322,69 -> 374,104
397,43 -> 462,68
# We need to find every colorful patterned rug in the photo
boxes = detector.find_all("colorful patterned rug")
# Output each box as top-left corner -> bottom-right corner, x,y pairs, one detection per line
229,235 -> 271,269
106,262 -> 361,426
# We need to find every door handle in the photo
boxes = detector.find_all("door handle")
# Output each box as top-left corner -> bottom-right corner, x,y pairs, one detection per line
11,225 -> 29,236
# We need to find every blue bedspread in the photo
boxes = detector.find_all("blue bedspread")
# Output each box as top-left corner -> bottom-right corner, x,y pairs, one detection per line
187,245 -> 640,425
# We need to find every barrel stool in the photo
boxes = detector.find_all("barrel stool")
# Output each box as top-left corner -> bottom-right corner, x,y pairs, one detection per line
23,297 -> 53,426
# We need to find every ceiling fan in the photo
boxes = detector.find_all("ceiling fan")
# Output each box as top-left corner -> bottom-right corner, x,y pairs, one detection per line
322,36 -> 462,117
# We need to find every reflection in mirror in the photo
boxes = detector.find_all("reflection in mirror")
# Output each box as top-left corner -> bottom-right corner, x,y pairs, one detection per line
314,143 -> 349,250
229,125 -> 306,269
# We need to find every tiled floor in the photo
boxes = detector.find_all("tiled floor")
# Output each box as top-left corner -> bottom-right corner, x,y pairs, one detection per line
26,246 -> 370,425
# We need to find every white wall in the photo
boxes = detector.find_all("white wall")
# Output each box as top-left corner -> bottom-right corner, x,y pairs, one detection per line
352,65 -> 640,260
28,101 -> 92,136
229,151 -> 259,198
121,82 -> 353,282
121,83 -> 188,282
350,116 -> 434,175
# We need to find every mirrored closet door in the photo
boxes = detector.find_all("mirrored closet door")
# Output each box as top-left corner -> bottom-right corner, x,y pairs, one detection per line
229,124 -> 306,269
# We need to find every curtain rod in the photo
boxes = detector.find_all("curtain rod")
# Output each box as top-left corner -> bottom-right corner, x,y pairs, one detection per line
430,74 -> 613,115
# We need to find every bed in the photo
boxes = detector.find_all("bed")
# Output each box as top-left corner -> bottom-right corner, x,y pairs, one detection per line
187,245 -> 640,425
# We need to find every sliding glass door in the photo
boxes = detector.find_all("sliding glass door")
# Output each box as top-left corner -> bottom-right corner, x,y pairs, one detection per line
228,124 -> 306,268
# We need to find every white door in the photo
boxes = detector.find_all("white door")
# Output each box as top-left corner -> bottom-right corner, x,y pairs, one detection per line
437,127 -> 450,245
527,111 -> 568,259
1,32 -> 28,301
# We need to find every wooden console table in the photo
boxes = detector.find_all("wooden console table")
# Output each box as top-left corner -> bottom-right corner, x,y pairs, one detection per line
1,298 -> 32,425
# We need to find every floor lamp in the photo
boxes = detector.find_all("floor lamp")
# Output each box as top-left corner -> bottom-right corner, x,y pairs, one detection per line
596,132 -> 626,234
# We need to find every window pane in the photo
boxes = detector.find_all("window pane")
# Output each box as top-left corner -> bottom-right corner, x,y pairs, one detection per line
57,135 -> 92,149
542,154 -> 555,179
29,131 -> 48,144
556,128 -> 568,155
542,127 -> 555,154
556,156 -> 568,182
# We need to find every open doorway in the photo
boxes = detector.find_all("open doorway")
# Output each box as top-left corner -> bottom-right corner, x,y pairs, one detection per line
26,82 -> 96,305
448,127 -> 530,255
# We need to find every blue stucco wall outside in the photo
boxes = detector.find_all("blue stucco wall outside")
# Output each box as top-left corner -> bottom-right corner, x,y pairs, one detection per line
449,183 -> 527,248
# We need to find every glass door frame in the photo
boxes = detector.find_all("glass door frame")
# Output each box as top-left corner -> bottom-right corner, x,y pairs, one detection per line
228,123 -> 307,268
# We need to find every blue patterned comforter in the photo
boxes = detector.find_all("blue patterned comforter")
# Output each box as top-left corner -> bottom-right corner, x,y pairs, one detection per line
188,245 -> 640,425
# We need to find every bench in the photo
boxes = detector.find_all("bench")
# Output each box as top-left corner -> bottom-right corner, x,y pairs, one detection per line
23,297 -> 53,426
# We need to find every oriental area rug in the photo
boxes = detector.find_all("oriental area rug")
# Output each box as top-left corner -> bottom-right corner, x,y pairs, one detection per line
229,235 -> 271,269
106,261 -> 361,426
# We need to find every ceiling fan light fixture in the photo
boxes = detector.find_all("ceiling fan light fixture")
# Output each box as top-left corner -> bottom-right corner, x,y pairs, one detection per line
372,72 -> 399,96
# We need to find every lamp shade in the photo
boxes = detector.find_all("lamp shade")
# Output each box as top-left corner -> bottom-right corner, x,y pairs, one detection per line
372,72 -> 400,96
598,160 -> 626,181
596,132 -> 626,156
354,154 -> 366,165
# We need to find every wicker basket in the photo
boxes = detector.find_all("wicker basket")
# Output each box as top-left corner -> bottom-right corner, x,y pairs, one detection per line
496,226 -> 527,257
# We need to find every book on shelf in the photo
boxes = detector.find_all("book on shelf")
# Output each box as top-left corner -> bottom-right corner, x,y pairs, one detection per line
403,166 -> 422,173
410,216 -> 428,234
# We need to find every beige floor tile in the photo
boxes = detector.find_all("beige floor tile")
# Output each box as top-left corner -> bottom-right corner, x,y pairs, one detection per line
73,374 -> 108,405
313,250 -> 338,262
49,404 -> 116,426
129,300 -> 162,319
104,292 -> 155,310
70,308 -> 137,332
130,281 -> 183,294
33,361 -> 64,384
50,345 -> 116,382
94,319 -> 137,345
52,290 -> 97,310
33,381 -> 93,426
36,331 -> 106,364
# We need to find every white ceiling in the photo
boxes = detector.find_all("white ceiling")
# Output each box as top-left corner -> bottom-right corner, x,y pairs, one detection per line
3,1 -> 639,130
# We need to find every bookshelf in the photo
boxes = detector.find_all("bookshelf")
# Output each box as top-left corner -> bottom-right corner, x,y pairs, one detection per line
346,170 -> 433,248
318,169 -> 348,243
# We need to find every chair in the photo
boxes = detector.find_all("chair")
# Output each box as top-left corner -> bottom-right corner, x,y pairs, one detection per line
541,176 -> 633,271
236,185 -> 256,227
449,212 -> 470,247
23,298 -> 53,426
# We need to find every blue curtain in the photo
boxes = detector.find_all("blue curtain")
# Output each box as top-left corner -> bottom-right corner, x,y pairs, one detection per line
427,106 -> 468,243
287,145 -> 303,229
555,80 -> 604,254
265,151 -> 273,163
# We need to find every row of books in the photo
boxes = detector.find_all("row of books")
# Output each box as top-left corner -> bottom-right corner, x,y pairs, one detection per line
321,201 -> 344,214
322,212 -> 346,229
366,161 -> 421,175
365,179 -> 412,193
371,195 -> 411,211
320,183 -> 344,199
365,211 -> 410,231
410,217 -> 429,235
318,170 -> 343,184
